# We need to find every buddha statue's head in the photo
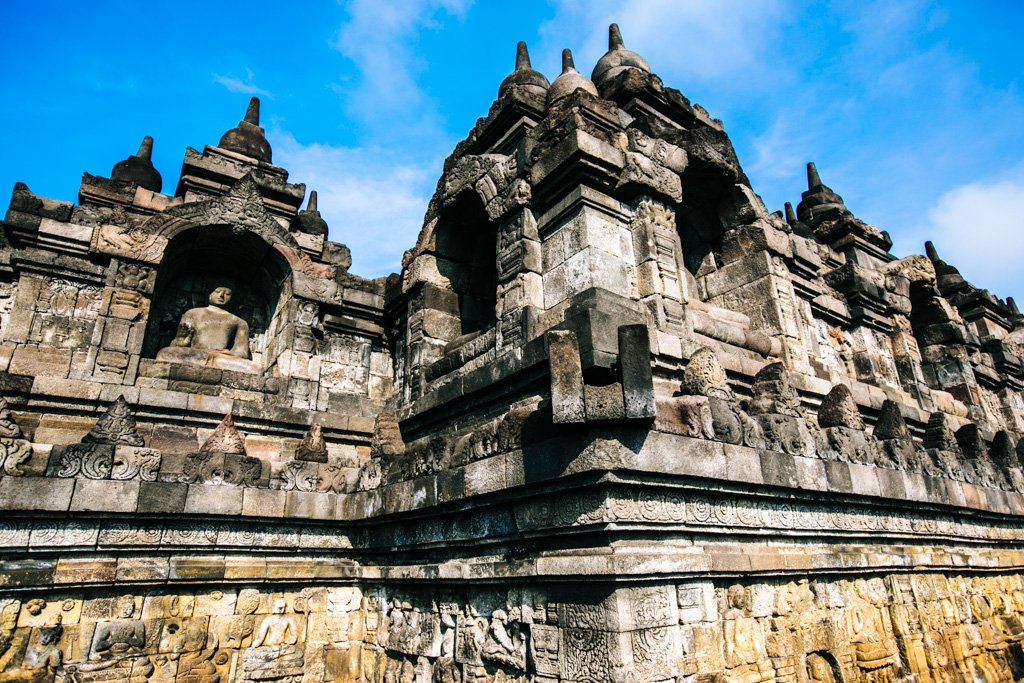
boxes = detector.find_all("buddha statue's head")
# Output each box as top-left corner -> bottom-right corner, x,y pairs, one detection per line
209,287 -> 233,307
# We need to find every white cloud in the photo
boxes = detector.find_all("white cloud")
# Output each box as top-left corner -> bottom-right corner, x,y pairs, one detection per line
332,0 -> 471,142
213,68 -> 272,97
901,177 -> 1024,298
272,130 -> 437,278
538,0 -> 789,93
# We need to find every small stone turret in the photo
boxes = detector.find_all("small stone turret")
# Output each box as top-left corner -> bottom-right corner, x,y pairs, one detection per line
925,240 -> 968,295
796,161 -> 848,224
546,49 -> 598,108
592,23 -> 651,87
784,202 -> 797,227
218,97 -> 272,163
297,190 -> 329,237
110,136 -> 162,193
498,41 -> 550,99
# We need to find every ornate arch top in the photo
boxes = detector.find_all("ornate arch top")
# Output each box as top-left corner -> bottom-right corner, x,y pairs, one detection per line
141,174 -> 302,252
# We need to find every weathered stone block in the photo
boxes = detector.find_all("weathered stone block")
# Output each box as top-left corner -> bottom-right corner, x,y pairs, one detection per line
137,480 -> 188,513
184,484 -> 243,515
0,476 -> 74,511
70,479 -> 140,512
9,346 -> 72,377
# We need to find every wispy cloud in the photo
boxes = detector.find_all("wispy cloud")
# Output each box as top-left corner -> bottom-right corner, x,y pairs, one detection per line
213,68 -> 272,97
537,0 -> 790,94
896,172 -> 1024,298
271,129 -> 437,278
331,0 -> 471,144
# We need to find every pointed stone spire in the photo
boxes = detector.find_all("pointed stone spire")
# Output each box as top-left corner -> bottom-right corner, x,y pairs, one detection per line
784,202 -> 797,226
83,396 -> 144,447
923,241 -> 966,294
954,423 -> 986,458
218,97 -> 272,163
796,161 -> 847,224
873,400 -> 910,440
592,23 -> 651,87
137,136 -> 154,160
200,414 -> 247,454
295,423 -> 328,462
680,346 -> 732,400
806,162 -> 822,190
747,362 -> 801,416
498,41 -> 550,99
297,190 -> 328,237
1008,297 -> 1021,316
244,96 -> 260,125
110,135 -> 162,193
923,412 -> 960,452
516,40 -> 531,69
818,384 -> 864,430
547,48 -> 599,107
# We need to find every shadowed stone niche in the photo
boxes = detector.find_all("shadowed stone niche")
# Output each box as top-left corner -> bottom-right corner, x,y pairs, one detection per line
142,226 -> 290,374
434,193 -> 499,341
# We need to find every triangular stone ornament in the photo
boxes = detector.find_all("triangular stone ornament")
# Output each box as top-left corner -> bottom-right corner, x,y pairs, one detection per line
83,395 -> 144,446
295,423 -> 328,462
165,173 -> 300,250
200,414 -> 247,455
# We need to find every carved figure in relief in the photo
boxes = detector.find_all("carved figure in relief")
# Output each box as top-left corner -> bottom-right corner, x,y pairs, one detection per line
434,603 -> 460,683
91,598 -> 146,659
668,347 -> 763,447
847,581 -> 899,682
242,597 -> 304,681
722,585 -> 775,683
156,287 -> 258,373
805,653 -> 837,683
481,609 -> 526,670
0,618 -> 62,683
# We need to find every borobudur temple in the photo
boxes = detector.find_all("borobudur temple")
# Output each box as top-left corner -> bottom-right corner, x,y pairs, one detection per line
1,25 -> 1024,683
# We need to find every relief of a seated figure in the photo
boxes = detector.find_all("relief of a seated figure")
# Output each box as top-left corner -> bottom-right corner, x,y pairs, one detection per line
156,287 -> 258,374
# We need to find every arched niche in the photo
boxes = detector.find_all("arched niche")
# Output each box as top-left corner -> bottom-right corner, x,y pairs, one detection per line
675,165 -> 734,278
433,192 -> 498,338
141,225 -> 291,372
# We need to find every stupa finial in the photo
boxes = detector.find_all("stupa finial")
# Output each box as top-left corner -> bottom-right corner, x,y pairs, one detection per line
562,48 -> 576,73
137,136 -> 154,161
609,23 -> 625,50
515,41 -> 532,70
806,161 -> 821,190
244,97 -> 260,125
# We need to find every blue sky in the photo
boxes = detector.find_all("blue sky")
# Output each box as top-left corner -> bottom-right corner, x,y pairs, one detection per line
2,0 -> 1022,300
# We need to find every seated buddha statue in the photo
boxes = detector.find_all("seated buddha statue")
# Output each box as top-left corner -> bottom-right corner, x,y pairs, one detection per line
156,287 -> 258,374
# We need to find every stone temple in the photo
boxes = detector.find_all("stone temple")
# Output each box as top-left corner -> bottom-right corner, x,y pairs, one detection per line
2,24 -> 1024,683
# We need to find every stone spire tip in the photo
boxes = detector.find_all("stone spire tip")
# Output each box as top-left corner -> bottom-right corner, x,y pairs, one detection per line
561,49 -> 576,73
924,240 -> 939,262
137,136 -> 153,160
244,97 -> 260,126
609,23 -> 624,50
515,41 -> 531,70
784,201 -> 796,225
1008,296 -> 1021,316
308,190 -> 318,213
806,162 -> 821,190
